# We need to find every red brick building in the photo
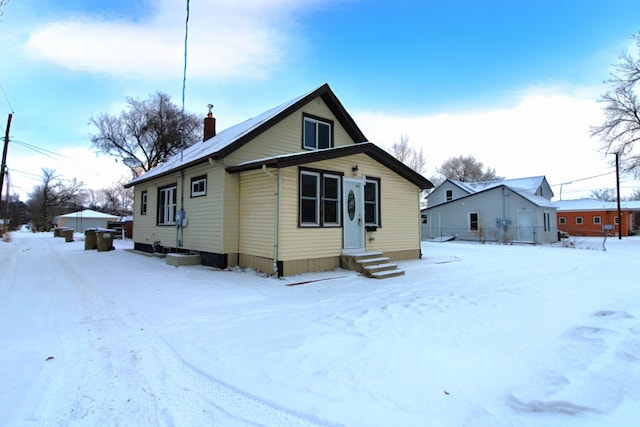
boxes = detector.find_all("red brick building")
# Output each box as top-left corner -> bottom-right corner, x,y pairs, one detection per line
555,199 -> 640,237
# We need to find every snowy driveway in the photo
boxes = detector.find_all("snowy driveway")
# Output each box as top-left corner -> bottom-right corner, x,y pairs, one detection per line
1,231 -> 640,426
0,232 -> 332,426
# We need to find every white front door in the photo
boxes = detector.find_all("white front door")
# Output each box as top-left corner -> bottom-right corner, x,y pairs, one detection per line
343,178 -> 364,250
518,210 -> 534,242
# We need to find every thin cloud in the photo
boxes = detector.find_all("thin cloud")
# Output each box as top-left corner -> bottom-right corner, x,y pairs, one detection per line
23,0 -> 327,81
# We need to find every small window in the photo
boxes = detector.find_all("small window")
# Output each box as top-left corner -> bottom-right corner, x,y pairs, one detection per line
191,175 -> 207,197
303,116 -> 332,150
576,216 -> 583,225
445,189 -> 453,202
365,178 -> 380,226
158,184 -> 177,225
614,216 -> 619,224
421,214 -> 428,224
469,212 -> 479,231
593,216 -> 601,225
559,217 -> 566,225
141,190 -> 148,215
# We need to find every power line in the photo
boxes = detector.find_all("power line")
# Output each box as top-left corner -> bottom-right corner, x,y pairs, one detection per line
10,139 -> 71,159
549,170 -> 616,187
0,84 -> 14,113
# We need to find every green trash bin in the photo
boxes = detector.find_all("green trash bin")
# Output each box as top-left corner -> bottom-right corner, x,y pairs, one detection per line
84,229 -> 97,250
96,229 -> 114,252
63,229 -> 74,242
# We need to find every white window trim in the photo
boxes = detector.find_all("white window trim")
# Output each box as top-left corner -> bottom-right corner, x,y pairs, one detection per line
141,190 -> 148,215
191,176 -> 207,197
593,216 -> 601,224
158,185 -> 177,225
303,117 -> 332,150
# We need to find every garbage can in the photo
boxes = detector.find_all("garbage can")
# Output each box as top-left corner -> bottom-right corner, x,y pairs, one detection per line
84,229 -> 97,250
63,229 -> 74,242
96,229 -> 114,252
54,227 -> 67,237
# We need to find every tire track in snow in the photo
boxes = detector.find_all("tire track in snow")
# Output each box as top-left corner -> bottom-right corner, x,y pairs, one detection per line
13,237 -> 336,427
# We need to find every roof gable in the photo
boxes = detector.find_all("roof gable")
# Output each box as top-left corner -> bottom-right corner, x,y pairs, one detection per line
426,181 -> 556,210
125,84 -> 367,188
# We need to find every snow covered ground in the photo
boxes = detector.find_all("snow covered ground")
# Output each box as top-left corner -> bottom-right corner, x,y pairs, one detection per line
1,230 -> 639,426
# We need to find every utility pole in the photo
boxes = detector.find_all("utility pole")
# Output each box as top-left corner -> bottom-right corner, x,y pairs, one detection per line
615,152 -> 622,240
0,113 -> 12,233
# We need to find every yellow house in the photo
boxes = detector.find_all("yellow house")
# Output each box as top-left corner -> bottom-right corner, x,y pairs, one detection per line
125,84 -> 433,277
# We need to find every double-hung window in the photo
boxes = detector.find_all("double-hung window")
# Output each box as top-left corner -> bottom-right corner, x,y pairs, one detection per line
191,175 -> 207,197
158,184 -> 177,225
303,116 -> 332,150
300,169 -> 341,227
140,190 -> 148,215
364,178 -> 380,226
322,174 -> 341,226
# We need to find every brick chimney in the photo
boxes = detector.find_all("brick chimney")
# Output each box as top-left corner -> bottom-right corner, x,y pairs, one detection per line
203,104 -> 216,141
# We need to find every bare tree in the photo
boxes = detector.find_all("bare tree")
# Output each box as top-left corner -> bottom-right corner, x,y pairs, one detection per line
590,188 -> 616,201
27,169 -> 86,231
86,181 -> 133,215
628,188 -> 640,201
0,0 -> 8,17
437,155 -> 502,182
389,134 -> 426,174
591,33 -> 640,176
89,92 -> 202,177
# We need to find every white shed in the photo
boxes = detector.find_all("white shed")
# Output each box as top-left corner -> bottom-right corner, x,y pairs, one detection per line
56,209 -> 120,233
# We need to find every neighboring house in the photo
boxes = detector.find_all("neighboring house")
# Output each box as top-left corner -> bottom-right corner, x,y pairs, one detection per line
124,84 -> 433,277
554,199 -> 640,237
422,176 -> 558,244
56,209 -> 120,233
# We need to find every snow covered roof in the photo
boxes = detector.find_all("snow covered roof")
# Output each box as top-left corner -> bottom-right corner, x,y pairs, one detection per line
554,198 -> 640,211
56,209 -> 120,219
125,84 -> 368,188
450,176 -> 547,194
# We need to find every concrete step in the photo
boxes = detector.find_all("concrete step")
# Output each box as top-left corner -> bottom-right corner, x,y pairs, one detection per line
370,269 -> 406,279
357,256 -> 391,267
363,262 -> 399,274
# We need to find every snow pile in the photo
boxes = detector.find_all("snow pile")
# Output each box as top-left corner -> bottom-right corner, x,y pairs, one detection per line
1,231 -> 639,426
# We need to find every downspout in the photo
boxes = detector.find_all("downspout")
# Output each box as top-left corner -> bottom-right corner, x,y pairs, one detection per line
176,169 -> 185,249
262,165 -> 280,276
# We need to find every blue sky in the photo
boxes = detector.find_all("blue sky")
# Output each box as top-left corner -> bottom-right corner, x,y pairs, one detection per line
1,0 -> 639,200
